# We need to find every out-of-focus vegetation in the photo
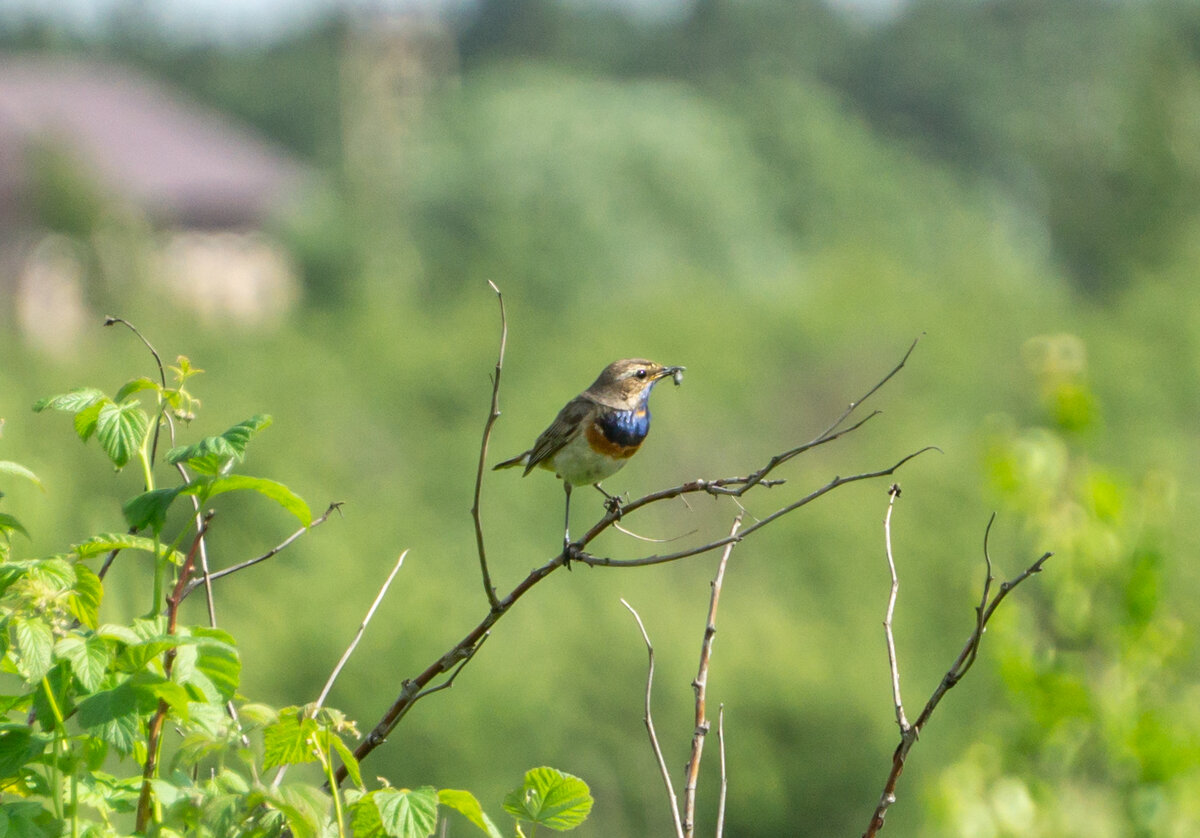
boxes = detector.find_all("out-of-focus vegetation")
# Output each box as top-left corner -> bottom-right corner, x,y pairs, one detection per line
2,0 -> 1199,835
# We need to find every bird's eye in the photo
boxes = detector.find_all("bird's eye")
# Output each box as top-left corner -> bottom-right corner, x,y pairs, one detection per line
635,369 -> 648,379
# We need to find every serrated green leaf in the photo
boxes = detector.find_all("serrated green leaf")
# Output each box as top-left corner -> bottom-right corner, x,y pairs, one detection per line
69,562 -> 103,629
503,768 -> 592,831
122,487 -> 182,532
13,617 -> 54,682
0,512 -> 29,540
73,399 -> 105,442
77,679 -> 159,754
55,635 -> 110,691
96,401 -> 150,469
356,787 -> 439,838
167,415 -> 273,476
116,637 -> 178,673
439,789 -> 505,838
262,708 -> 320,769
71,533 -> 183,565
115,376 -> 160,403
175,635 -> 240,702
33,387 -> 105,414
193,475 -> 311,527
0,461 -> 42,489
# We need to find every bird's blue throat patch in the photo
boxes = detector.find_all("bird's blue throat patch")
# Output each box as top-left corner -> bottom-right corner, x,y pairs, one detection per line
596,405 -> 651,448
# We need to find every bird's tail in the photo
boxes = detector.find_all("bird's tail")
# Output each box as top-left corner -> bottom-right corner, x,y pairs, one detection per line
492,452 -> 529,471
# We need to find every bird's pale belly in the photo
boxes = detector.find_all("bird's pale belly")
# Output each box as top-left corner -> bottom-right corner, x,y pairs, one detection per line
544,428 -> 635,486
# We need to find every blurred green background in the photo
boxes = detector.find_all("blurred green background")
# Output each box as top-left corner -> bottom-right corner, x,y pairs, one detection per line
2,0 -> 1199,835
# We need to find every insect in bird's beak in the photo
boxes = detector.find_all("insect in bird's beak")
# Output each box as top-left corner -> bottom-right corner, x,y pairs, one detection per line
668,366 -> 685,386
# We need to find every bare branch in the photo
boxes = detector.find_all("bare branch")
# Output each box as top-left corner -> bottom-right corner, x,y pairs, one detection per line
684,515 -> 742,837
471,281 -> 506,611
180,502 -> 343,600
882,485 -> 908,734
577,448 -> 938,569
336,342 -> 924,785
863,502 -> 1053,838
622,598 -> 686,838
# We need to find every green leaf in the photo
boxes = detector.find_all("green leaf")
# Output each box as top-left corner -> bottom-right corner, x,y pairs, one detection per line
115,376 -> 160,403
33,387 -> 105,414
72,533 -> 184,565
116,637 -> 179,673
95,401 -> 150,469
0,461 -> 42,489
262,708 -> 320,769
174,633 -> 240,702
68,562 -> 103,629
166,415 -> 273,476
0,723 -> 48,779
196,475 -> 312,527
55,635 -> 110,691
354,788 -> 439,838
0,512 -> 29,540
77,679 -> 159,754
122,487 -> 182,532
331,735 -> 364,791
502,768 -> 593,831
13,617 -> 54,682
439,789 -> 505,838
266,783 -> 328,838
73,399 -> 105,443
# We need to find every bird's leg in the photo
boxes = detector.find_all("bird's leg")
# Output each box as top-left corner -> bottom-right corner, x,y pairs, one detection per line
593,483 -> 624,518
562,482 -> 574,569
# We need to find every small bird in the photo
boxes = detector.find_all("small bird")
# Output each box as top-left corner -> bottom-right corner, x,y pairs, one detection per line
494,358 -> 684,560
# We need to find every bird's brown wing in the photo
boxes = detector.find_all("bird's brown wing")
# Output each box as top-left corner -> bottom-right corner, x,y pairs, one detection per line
523,395 -> 595,475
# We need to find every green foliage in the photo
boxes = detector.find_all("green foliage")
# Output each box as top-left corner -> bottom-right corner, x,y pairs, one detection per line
926,334 -> 1196,836
1,347 -> 589,837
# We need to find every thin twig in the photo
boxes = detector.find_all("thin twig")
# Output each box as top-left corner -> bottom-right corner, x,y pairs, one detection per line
471,281 -> 505,611
684,515 -> 742,837
576,448 -> 938,568
104,316 -> 169,467
622,599 -> 686,838
882,485 -> 908,734
862,506 -> 1052,838
179,502 -> 343,600
716,705 -> 728,838
275,550 -> 410,788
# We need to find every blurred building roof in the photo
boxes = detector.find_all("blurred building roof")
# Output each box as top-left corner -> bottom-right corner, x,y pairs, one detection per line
0,54 -> 308,228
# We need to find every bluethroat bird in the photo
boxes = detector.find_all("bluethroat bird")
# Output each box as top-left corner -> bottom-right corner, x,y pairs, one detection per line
494,359 -> 685,562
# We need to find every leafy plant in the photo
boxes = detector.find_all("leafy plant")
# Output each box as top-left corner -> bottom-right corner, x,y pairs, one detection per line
1,334 -> 591,837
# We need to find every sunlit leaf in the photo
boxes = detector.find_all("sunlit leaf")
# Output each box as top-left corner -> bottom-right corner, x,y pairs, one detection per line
0,461 -> 42,490
95,401 -> 150,469
439,789 -> 505,838
194,475 -> 311,527
502,767 -> 592,831
33,388 -> 105,414
68,563 -> 103,629
55,635 -> 110,691
13,617 -> 54,683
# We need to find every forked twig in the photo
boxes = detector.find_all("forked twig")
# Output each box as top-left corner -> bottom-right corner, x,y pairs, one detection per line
179,502 -> 343,600
863,497 -> 1052,837
471,281 -> 506,611
622,598 -> 686,838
